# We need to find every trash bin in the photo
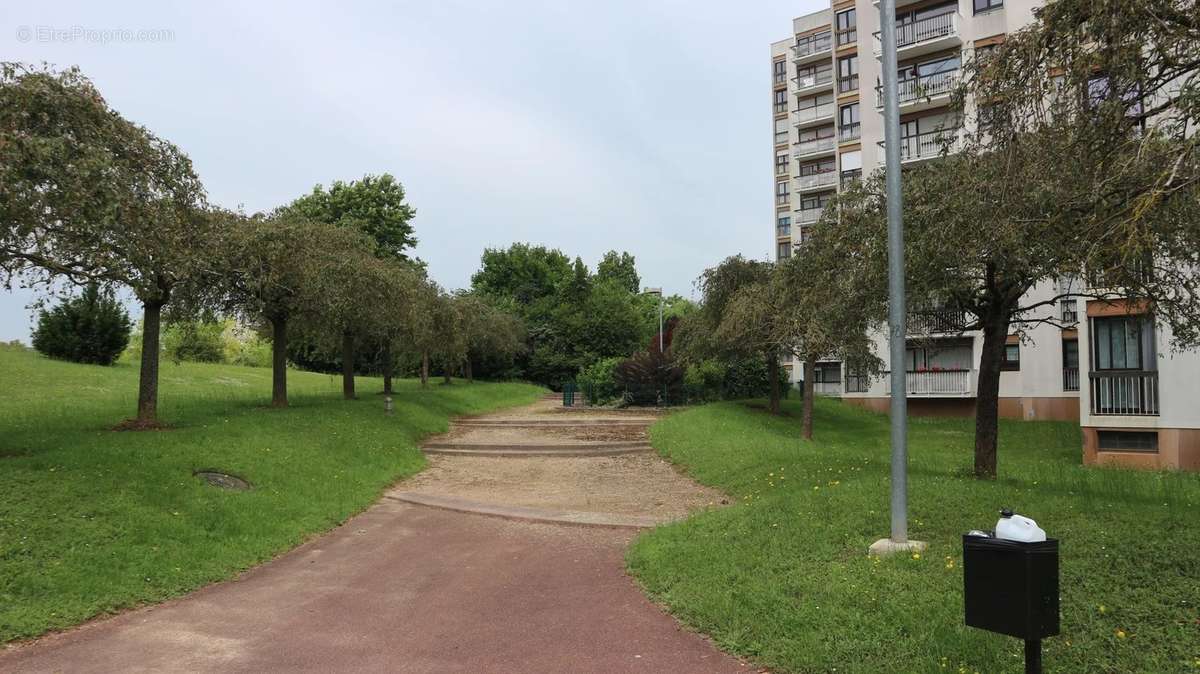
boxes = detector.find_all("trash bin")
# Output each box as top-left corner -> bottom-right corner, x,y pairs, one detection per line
963,534 -> 1059,641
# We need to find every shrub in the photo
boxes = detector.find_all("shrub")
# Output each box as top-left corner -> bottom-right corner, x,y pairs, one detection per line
614,349 -> 684,406
577,356 -> 624,405
222,322 -> 272,368
163,321 -> 225,364
683,359 -> 725,403
31,285 -> 131,366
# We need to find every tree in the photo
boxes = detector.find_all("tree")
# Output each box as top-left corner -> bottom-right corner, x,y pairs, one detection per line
31,284 -> 131,365
470,243 -> 573,307
280,174 -> 417,261
827,0 -> 1200,477
596,250 -> 640,294
0,63 -> 211,426
219,212 -> 381,407
453,293 -> 526,383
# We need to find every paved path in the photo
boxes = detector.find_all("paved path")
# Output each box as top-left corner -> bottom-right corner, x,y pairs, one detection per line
2,395 -> 746,673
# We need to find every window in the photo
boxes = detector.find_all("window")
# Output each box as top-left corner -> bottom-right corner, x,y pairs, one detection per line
1001,343 -> 1020,371
774,88 -> 788,114
777,241 -> 793,260
838,55 -> 859,93
1093,316 -> 1155,370
777,216 -> 791,236
775,150 -> 790,175
974,0 -> 1003,14
839,102 -> 860,141
1062,339 -> 1079,391
1097,430 -> 1158,453
797,157 -> 835,176
775,180 -> 790,206
836,9 -> 857,45
840,150 -> 862,185
795,31 -> 831,57
796,64 -> 833,88
774,117 -> 789,146
773,59 -> 787,85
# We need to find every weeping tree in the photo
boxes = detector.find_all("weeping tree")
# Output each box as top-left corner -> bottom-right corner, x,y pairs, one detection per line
688,256 -> 785,414
452,293 -> 526,383
219,212 -> 380,407
373,263 -> 424,395
830,0 -> 1200,477
405,278 -> 443,387
0,63 -> 211,426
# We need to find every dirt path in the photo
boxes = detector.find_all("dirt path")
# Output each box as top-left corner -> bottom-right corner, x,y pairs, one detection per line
1,396 -> 745,673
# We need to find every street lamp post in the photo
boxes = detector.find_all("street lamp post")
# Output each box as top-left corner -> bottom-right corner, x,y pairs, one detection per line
869,0 -> 925,558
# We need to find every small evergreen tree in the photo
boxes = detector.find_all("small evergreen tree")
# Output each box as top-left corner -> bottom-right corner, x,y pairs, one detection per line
32,285 -> 131,365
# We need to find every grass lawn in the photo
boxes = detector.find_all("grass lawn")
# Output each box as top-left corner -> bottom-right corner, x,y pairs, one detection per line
628,397 -> 1199,673
0,345 -> 543,643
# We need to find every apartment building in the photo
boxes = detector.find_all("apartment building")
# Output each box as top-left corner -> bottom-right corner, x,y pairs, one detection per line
769,0 -> 1200,470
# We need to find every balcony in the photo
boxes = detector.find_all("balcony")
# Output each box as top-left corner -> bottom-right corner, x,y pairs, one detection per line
794,71 -> 834,95
906,306 -> 971,334
876,70 -> 959,113
882,369 -> 977,397
793,34 -> 833,65
795,171 -> 838,192
839,122 -> 861,143
796,207 -> 824,224
813,381 -> 843,396
840,168 -> 862,187
873,13 -> 962,60
1063,367 -> 1080,392
880,128 -> 961,163
793,103 -> 835,128
794,135 -> 837,158
1090,371 -> 1159,416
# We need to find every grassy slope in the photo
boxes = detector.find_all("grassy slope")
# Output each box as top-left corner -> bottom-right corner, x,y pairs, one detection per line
628,398 -> 1199,674
0,346 -> 543,643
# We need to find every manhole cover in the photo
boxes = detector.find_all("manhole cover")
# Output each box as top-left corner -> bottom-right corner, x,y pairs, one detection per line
194,470 -> 251,491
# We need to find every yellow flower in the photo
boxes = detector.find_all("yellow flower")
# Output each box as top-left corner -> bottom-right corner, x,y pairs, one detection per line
912,553 -> 921,560
1098,605 -> 1107,614
1115,629 -> 1126,639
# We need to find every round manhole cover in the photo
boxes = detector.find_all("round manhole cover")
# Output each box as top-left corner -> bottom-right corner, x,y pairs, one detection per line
194,470 -> 251,491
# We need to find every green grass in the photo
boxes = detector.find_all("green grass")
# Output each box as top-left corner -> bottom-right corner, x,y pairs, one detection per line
0,345 -> 543,643
628,398 -> 1200,673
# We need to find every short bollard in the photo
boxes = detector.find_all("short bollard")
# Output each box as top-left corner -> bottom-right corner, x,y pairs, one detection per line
962,514 -> 1059,674
562,382 -> 575,407
384,396 -> 394,416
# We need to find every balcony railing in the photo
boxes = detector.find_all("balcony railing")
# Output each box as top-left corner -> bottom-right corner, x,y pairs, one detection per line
876,70 -> 959,107
882,369 -> 976,396
840,168 -> 862,187
839,122 -> 861,142
796,171 -> 838,191
794,71 -> 834,91
1063,367 -> 1080,392
794,103 -> 835,124
796,207 -> 824,224
795,135 -> 837,156
813,381 -> 843,396
881,128 -> 960,161
846,373 -> 870,393
1090,371 -> 1159,416
1060,300 -> 1079,324
836,27 -> 857,46
907,306 -> 971,334
793,34 -> 832,59
874,12 -> 959,52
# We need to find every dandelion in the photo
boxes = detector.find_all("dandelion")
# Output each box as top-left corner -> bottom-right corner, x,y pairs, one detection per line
1115,629 -> 1126,639
1098,604 -> 1106,614
912,552 -> 921,560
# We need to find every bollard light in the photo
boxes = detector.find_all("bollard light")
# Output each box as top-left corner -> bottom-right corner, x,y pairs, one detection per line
384,395 -> 394,416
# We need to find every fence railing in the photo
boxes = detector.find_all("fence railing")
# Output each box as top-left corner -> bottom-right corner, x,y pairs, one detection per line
839,122 -> 861,142
1063,367 -> 1080,392
795,135 -> 837,156
793,33 -> 832,58
813,381 -> 843,396
846,374 -> 870,393
796,171 -> 838,190
874,12 -> 959,52
906,307 -> 971,334
877,70 -> 959,107
1089,371 -> 1159,416
794,103 -> 835,124
888,128 -> 960,161
882,369 -> 976,395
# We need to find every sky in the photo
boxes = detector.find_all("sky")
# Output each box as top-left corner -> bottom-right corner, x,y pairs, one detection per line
0,0 -> 825,342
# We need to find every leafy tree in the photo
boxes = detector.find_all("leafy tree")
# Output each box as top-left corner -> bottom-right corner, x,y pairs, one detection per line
470,243 -> 573,307
31,285 -> 131,365
162,320 -> 225,364
453,293 -> 526,383
0,63 -> 211,426
596,250 -> 640,294
280,174 -> 417,261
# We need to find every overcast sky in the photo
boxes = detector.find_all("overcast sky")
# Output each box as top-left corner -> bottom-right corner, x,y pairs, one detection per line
0,0 -> 824,341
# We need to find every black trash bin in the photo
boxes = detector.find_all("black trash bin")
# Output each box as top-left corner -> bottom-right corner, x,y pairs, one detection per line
963,534 -> 1059,673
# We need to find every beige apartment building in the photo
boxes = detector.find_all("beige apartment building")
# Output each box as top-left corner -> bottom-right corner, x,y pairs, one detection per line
769,0 -> 1200,470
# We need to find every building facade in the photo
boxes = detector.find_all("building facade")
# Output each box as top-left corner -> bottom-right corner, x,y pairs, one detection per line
769,0 -> 1200,470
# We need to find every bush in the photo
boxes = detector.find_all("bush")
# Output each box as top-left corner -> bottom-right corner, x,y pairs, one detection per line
31,285 -> 131,366
222,322 -> 272,368
163,321 -> 225,364
577,356 -> 624,405
614,349 -> 684,406
683,359 -> 725,403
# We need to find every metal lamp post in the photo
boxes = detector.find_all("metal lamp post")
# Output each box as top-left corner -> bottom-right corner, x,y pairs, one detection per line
868,0 -> 924,558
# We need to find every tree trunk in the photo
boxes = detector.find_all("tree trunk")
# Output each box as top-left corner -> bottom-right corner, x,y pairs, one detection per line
802,355 -> 816,440
136,300 -> 164,424
443,362 -> 452,386
465,359 -> 473,384
973,315 -> 1009,479
382,343 -> 393,395
766,352 -> 781,415
420,350 -> 429,387
270,316 -> 288,408
341,331 -> 356,400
